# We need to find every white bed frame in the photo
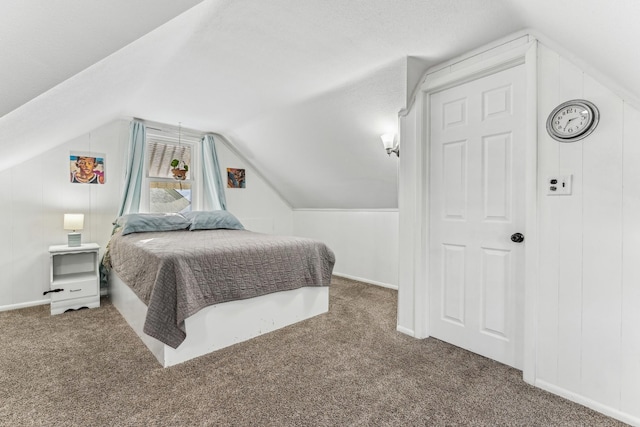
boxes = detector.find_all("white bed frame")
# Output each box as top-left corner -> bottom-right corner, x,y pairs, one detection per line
109,271 -> 329,367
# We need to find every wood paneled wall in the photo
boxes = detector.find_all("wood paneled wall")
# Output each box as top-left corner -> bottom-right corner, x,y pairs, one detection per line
0,120 -> 128,309
292,209 -> 399,289
536,43 -> 640,421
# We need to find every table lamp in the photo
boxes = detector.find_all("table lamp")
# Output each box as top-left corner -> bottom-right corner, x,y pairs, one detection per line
64,213 -> 84,247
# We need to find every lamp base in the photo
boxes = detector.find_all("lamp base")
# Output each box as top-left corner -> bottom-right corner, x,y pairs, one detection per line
67,232 -> 81,247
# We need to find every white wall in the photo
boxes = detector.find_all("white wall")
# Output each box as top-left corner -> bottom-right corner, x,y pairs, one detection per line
215,138 -> 292,236
534,43 -> 640,424
397,35 -> 640,425
0,119 -> 129,310
292,210 -> 398,289
0,120 -> 293,310
397,102 -> 420,334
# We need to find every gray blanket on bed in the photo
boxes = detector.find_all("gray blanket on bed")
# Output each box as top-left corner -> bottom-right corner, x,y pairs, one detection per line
108,229 -> 335,348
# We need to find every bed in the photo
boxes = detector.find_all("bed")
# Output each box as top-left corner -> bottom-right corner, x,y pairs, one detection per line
106,211 -> 335,367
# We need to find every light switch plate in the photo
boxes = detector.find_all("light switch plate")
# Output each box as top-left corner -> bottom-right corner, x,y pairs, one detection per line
547,175 -> 572,195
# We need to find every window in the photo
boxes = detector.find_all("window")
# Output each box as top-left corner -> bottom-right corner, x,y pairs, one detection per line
142,129 -> 200,213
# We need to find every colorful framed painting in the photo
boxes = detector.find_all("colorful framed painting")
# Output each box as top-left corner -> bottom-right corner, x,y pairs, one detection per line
227,168 -> 246,188
70,152 -> 105,184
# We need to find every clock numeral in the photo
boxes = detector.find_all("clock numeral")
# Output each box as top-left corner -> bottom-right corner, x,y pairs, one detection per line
547,100 -> 598,141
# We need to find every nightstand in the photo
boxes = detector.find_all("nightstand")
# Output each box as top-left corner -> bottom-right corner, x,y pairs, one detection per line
48,243 -> 100,315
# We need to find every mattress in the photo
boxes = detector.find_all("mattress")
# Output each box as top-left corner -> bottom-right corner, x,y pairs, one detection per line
107,229 -> 335,348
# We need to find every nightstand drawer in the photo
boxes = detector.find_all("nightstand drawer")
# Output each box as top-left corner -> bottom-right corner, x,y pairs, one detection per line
50,279 -> 97,302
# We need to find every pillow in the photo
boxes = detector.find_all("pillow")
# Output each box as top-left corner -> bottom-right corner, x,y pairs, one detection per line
183,210 -> 244,231
114,213 -> 191,236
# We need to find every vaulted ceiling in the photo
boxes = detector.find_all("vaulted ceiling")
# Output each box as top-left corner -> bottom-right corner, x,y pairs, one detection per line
1,0 -> 638,208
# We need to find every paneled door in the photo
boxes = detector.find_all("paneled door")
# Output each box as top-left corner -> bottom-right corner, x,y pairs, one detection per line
429,65 -> 526,369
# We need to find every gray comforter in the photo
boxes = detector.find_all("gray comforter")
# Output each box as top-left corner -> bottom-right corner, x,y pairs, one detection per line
108,229 -> 335,348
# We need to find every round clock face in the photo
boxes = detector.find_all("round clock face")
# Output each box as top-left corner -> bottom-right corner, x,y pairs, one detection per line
546,100 -> 599,142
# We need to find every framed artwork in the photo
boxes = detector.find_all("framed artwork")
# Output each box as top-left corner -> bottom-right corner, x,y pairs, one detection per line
227,168 -> 246,188
70,152 -> 105,184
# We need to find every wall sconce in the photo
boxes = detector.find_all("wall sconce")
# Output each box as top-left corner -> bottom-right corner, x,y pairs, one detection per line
381,133 -> 399,157
64,213 -> 84,247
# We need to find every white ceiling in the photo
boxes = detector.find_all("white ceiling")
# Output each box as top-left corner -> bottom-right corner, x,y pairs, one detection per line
1,0 -> 638,209
0,0 -> 204,116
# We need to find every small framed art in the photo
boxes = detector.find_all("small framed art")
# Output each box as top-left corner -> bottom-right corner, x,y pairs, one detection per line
70,152 -> 105,184
227,168 -> 245,188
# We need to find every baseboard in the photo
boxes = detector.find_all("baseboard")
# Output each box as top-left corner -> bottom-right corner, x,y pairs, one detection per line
0,299 -> 49,312
396,325 -> 415,337
535,380 -> 640,426
333,272 -> 397,290
293,208 -> 399,212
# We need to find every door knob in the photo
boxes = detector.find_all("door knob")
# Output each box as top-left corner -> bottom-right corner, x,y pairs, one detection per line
511,233 -> 525,243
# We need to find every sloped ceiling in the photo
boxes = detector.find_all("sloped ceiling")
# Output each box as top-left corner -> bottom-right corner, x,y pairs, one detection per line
1,0 -> 638,209
0,0 -> 204,117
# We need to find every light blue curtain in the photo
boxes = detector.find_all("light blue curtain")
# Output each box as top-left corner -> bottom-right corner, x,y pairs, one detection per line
117,120 -> 146,216
201,134 -> 227,210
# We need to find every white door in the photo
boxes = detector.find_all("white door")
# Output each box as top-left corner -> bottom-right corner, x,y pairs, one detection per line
429,65 -> 526,369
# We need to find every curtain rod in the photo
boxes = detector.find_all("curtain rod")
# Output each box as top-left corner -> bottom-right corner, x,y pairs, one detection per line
145,126 -> 206,139
133,118 -> 211,138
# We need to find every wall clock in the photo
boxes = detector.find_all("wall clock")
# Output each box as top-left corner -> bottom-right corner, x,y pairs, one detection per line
546,99 -> 599,142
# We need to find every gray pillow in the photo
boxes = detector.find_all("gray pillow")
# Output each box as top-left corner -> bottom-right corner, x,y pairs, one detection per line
114,213 -> 191,235
183,210 -> 244,231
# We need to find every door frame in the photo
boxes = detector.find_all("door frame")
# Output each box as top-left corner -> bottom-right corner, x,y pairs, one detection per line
402,37 -> 538,383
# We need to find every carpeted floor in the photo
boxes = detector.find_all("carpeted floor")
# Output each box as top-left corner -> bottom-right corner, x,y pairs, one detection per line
0,277 -> 626,426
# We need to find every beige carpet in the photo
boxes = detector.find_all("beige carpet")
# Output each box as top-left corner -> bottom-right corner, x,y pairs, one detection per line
0,277 -> 625,426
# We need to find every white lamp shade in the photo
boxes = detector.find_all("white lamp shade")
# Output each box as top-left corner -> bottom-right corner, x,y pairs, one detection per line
64,213 -> 84,231
380,133 -> 396,150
